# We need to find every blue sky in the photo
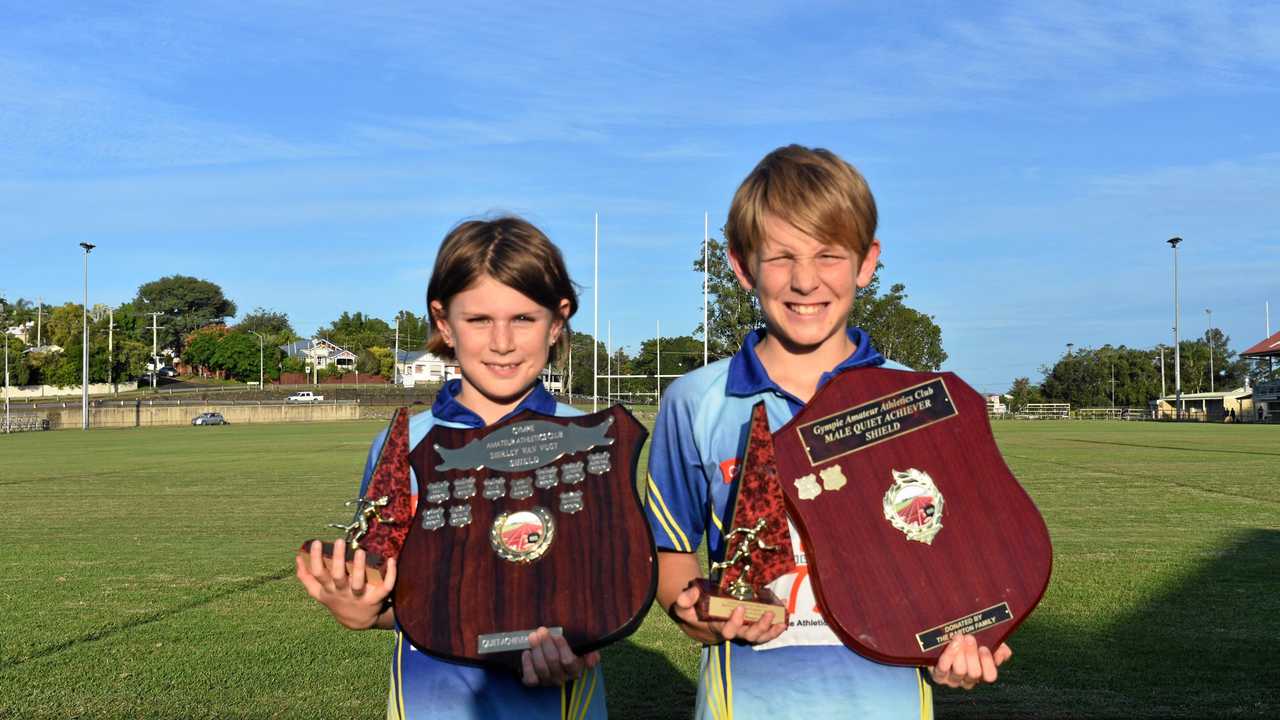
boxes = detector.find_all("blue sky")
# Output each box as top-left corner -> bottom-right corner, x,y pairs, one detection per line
2,1 -> 1278,393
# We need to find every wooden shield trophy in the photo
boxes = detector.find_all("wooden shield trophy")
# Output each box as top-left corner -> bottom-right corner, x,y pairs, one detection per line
298,406 -> 414,584
394,406 -> 656,669
694,402 -> 795,623
773,367 -> 1052,666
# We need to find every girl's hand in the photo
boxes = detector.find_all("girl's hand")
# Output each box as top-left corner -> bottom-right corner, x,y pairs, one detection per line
519,627 -> 600,687
295,538 -> 397,630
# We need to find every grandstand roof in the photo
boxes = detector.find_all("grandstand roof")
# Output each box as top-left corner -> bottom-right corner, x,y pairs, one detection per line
1241,330 -> 1280,358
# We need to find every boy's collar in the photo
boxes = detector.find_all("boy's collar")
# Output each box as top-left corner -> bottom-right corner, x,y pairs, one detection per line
431,378 -> 558,428
726,327 -> 885,399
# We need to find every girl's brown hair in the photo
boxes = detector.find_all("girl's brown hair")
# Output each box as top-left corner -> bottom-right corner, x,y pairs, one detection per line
426,216 -> 578,363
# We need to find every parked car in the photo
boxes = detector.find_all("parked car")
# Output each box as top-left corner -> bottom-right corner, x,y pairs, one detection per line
158,366 -> 178,378
191,412 -> 228,426
286,391 -> 324,403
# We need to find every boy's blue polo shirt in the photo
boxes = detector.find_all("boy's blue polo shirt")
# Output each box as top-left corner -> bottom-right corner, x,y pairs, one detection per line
357,380 -> 607,720
646,328 -> 933,720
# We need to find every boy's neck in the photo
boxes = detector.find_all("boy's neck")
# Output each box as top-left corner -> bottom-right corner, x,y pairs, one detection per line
753,329 -> 857,403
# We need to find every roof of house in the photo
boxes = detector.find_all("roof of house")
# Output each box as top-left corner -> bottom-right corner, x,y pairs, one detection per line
1241,330 -> 1280,358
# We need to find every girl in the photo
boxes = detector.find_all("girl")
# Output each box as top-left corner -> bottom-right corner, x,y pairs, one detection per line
295,216 -> 607,719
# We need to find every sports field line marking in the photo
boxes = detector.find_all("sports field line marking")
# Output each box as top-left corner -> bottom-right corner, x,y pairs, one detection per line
1003,452 -> 1280,508
0,566 -> 295,672
1063,438 -> 1280,459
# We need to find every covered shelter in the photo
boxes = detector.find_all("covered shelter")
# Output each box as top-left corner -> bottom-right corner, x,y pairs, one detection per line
1152,388 -> 1252,422
1241,330 -> 1280,421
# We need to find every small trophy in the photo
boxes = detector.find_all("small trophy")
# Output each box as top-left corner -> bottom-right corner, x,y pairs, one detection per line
694,402 -> 795,624
298,407 -> 413,584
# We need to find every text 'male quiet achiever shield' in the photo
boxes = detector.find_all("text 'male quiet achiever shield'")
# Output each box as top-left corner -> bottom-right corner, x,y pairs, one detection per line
773,367 -> 1052,666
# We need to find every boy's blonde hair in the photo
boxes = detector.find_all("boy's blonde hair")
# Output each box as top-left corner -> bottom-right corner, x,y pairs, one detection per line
426,216 -> 578,363
726,144 -> 878,276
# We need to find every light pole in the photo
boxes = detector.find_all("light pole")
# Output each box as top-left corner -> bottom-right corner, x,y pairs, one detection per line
1205,308 -> 1214,393
248,330 -> 264,389
79,242 -> 95,430
1168,237 -> 1183,418
2,292 -> 9,433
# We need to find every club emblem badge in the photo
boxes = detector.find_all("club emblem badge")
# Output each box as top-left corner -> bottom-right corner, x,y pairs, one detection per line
883,468 -> 944,545
490,507 -> 556,563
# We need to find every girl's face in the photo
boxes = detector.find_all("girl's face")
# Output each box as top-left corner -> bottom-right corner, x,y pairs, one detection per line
431,275 -> 569,422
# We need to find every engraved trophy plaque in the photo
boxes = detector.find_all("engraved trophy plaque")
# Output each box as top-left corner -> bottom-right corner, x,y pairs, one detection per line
772,367 -> 1053,666
693,402 -> 796,624
394,406 -> 656,669
298,407 -> 413,584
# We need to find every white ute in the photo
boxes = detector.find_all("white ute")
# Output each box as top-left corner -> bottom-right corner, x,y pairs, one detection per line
285,391 -> 324,403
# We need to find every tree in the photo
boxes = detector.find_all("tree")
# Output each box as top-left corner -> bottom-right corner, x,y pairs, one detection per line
236,307 -> 297,346
1006,377 -> 1043,412
631,334 -> 704,397
317,312 -> 393,352
692,237 -> 947,369
2,335 -> 33,386
366,346 -> 394,377
133,276 -> 237,356
357,348 -> 384,375
45,303 -> 84,349
184,326 -> 229,376
565,331 -> 607,396
394,310 -> 431,351
851,280 -> 947,370
210,332 -> 261,382
692,238 -> 763,359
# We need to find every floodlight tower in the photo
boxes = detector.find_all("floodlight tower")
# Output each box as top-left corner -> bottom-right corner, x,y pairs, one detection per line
1168,237 -> 1183,418
1205,308 -> 1214,393
79,242 -> 95,430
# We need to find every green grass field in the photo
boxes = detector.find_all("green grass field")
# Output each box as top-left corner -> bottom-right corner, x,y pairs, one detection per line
1,419 -> 1275,719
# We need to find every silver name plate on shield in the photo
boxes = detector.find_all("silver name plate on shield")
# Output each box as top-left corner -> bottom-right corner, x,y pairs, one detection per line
435,418 -> 614,473
476,626 -> 564,654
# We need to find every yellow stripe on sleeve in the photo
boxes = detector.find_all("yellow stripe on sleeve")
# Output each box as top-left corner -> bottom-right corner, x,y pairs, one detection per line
647,476 -> 693,552
918,668 -> 934,720
575,664 -> 600,720
723,643 -> 733,720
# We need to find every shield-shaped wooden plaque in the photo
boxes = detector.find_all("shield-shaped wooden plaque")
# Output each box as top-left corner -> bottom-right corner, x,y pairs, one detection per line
773,367 -> 1052,666
394,406 -> 656,669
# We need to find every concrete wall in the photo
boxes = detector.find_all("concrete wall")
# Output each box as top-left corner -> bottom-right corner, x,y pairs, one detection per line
32,401 -> 362,430
5,381 -> 139,399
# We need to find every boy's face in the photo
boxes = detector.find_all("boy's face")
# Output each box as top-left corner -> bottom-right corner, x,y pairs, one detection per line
730,213 -> 880,353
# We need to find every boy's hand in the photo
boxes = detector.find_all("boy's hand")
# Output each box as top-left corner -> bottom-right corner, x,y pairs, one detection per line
295,538 -> 397,630
929,634 -> 1012,690
669,582 -> 787,645
520,627 -> 600,687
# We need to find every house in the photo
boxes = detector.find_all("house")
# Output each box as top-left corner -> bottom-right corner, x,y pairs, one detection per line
395,350 -> 458,387
5,321 -> 34,343
280,337 -> 357,372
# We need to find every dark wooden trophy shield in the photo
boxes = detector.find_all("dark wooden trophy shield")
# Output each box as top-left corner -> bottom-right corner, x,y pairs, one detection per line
694,402 -> 796,623
394,406 -> 656,669
298,407 -> 414,584
773,368 -> 1052,666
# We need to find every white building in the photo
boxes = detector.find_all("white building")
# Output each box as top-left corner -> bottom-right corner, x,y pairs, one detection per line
395,350 -> 458,387
280,338 -> 357,372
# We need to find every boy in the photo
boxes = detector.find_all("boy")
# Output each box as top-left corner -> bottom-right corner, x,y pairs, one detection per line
646,145 -> 1011,718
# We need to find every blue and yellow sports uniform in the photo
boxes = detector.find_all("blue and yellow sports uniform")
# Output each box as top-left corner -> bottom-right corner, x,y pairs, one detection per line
358,379 -> 607,720
646,328 -> 933,720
